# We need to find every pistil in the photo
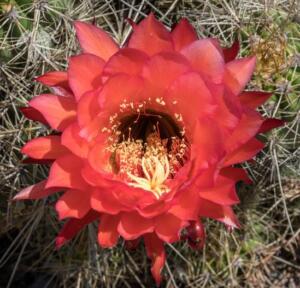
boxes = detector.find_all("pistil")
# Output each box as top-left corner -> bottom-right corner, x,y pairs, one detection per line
127,155 -> 170,198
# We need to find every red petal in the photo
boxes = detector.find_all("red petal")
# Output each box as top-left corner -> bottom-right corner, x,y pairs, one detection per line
169,187 -> 200,220
103,48 -> 148,77
191,118 -> 225,170
100,74 -> 144,110
91,188 -> 125,214
88,164 -> 154,211
74,21 -> 118,61
258,118 -> 284,133
19,106 -> 49,126
223,40 -> 239,63
50,86 -> 73,98
21,135 -> 68,159
56,210 -> 98,249
199,176 -> 239,205
128,13 -> 173,56
61,123 -> 89,158
81,162 -> 108,187
56,189 -> 91,220
98,214 -> 120,248
225,110 -> 264,153
193,164 -> 219,188
142,52 -> 190,99
137,200 -> 169,218
208,83 -> 240,134
220,167 -> 252,184
77,89 -> 102,129
46,154 -> 87,190
144,233 -> 166,286
110,181 -> 156,209
87,139 -> 112,175
155,213 -> 187,243
126,18 -> 137,29
181,39 -> 225,83
29,94 -> 76,131
36,71 -> 70,91
210,38 -> 225,56
224,56 -> 256,95
13,180 -> 60,200
240,91 -> 272,109
223,88 -> 243,118
36,74 -> 72,97
198,199 -> 240,228
224,138 -> 264,166
171,18 -> 198,51
79,112 -> 107,142
165,72 -> 215,128
118,211 -> 154,240
68,54 -> 105,101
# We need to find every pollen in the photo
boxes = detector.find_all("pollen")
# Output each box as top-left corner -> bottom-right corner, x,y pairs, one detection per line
109,131 -> 187,198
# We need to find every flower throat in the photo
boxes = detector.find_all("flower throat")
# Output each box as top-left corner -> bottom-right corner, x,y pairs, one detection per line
108,111 -> 188,198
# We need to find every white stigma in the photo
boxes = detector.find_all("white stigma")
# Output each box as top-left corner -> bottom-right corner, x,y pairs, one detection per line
127,155 -> 170,198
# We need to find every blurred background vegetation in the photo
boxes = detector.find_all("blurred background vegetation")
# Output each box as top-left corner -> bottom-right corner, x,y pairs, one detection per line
0,0 -> 299,287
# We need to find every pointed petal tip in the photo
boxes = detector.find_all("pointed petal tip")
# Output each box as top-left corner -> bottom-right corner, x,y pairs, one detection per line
277,119 -> 286,125
34,75 -> 45,83
44,179 -> 53,190
225,55 -> 257,95
179,17 -> 189,23
240,90 -> 273,109
20,144 -> 26,155
225,207 -> 241,229
144,233 -> 166,286
12,188 -> 36,201
230,218 -> 241,229
73,21 -> 89,35
249,55 -> 256,66
13,180 -> 62,200
73,20 -> 81,27
12,192 -> 26,201
125,18 -> 137,29
55,236 -> 65,250
19,106 -> 49,125
128,12 -> 172,56
244,55 -> 257,72
259,118 -> 285,133
13,181 -> 46,200
171,17 -> 198,51
55,201 -> 65,221
73,20 -> 87,31
148,11 -> 155,18
223,40 -> 240,62
226,223 -> 240,232
239,55 -> 256,69
175,17 -> 194,29
74,20 -> 118,61
18,106 -> 26,112
68,53 -> 104,101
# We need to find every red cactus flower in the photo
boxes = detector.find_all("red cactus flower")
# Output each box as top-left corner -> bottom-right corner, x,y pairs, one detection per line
15,14 -> 283,285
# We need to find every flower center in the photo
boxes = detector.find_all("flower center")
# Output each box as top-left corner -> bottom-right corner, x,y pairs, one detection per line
127,152 -> 170,198
107,110 -> 188,198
